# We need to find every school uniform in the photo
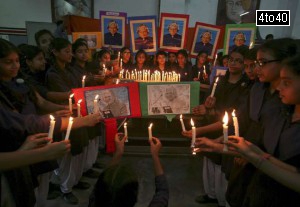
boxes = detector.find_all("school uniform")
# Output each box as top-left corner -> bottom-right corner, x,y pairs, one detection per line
177,63 -> 193,82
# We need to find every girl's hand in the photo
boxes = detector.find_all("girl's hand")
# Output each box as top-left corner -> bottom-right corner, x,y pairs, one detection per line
53,109 -> 72,117
43,140 -> 71,159
192,104 -> 207,116
149,137 -> 162,157
114,133 -> 127,157
194,137 -> 223,153
182,130 -> 192,138
204,96 -> 216,108
18,133 -> 50,151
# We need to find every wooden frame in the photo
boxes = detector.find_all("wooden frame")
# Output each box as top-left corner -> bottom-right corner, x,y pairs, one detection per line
128,16 -> 157,54
223,23 -> 256,55
190,22 -> 224,59
51,0 -> 94,22
72,32 -> 102,49
100,10 -> 127,50
159,13 -> 189,52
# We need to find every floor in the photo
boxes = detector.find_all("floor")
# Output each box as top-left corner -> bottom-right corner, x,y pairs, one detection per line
44,152 -> 219,207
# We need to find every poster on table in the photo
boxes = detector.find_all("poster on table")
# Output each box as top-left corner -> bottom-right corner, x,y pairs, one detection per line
72,82 -> 141,119
139,82 -> 200,116
72,32 -> 102,49
209,66 -> 228,85
100,10 -> 127,49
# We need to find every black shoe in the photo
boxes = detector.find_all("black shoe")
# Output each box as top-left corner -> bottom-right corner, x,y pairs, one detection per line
93,162 -> 105,169
47,183 -> 61,200
195,195 -> 218,204
74,181 -> 90,190
63,192 -> 79,205
83,169 -> 100,178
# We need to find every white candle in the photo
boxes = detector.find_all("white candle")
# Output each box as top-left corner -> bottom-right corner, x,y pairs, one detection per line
82,75 -> 86,88
232,109 -> 239,137
148,123 -> 153,140
124,122 -> 128,142
180,114 -> 186,132
178,74 -> 181,82
210,77 -> 219,97
118,52 -> 120,65
198,71 -> 200,79
190,119 -> 196,148
65,117 -> 74,140
223,111 -> 229,151
111,66 -> 114,74
77,99 -> 82,117
213,53 -> 218,67
69,93 -> 74,112
203,65 -> 207,75
93,95 -> 99,114
249,41 -> 254,49
48,115 -> 55,139
120,58 -> 123,70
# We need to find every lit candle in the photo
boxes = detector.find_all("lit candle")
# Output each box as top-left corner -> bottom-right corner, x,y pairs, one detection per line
213,53 -> 218,67
249,41 -> 254,49
124,122 -> 128,142
178,74 -> 181,82
120,58 -> 123,70
77,99 -> 82,117
190,119 -> 196,148
93,95 -> 99,114
198,71 -> 200,79
69,93 -> 74,112
203,65 -> 207,76
180,114 -> 186,132
223,111 -> 229,151
148,123 -> 153,140
118,51 -> 120,65
48,115 -> 55,139
65,117 -> 74,140
82,75 -> 86,88
210,77 -> 219,97
103,64 -> 107,76
232,109 -> 239,137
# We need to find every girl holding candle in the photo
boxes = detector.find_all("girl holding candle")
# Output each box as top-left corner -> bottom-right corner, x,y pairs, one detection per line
176,49 -> 193,81
192,51 -> 210,84
133,49 -> 149,71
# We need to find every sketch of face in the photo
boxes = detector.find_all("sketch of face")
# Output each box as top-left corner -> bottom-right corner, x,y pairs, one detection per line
102,90 -> 114,104
234,33 -> 246,46
201,32 -> 211,44
165,87 -> 177,102
38,33 -> 53,54
226,0 -> 245,23
168,24 -> 178,36
138,25 -> 149,39
108,23 -> 118,35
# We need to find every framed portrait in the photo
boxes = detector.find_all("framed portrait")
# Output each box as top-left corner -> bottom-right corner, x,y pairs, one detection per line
216,0 -> 260,25
190,22 -> 224,59
159,13 -> 189,52
71,82 -> 141,119
209,66 -> 228,85
128,16 -> 157,54
223,23 -> 256,55
51,0 -> 94,22
72,32 -> 102,49
139,82 -> 200,116
100,11 -> 127,50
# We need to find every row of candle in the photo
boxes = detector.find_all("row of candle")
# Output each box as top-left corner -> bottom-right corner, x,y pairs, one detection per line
119,69 -> 181,82
48,115 -> 73,141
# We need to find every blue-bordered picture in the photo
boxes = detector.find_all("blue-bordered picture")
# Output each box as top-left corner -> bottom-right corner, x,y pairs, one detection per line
209,66 -> 228,84
129,16 -> 157,54
159,13 -> 189,52
190,22 -> 223,59
223,23 -> 256,55
100,11 -> 127,49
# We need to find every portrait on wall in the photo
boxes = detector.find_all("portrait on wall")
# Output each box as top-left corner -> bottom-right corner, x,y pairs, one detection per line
159,13 -> 189,52
223,23 -> 256,55
216,0 -> 260,25
139,82 -> 200,116
72,32 -> 102,49
100,11 -> 127,49
190,22 -> 224,59
71,82 -> 141,118
51,0 -> 93,22
129,16 -> 157,54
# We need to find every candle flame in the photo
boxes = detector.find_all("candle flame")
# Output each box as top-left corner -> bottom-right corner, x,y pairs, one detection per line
215,77 -> 219,83
190,119 -> 194,127
94,95 -> 99,100
82,75 -> 86,81
78,99 -> 82,104
149,123 -> 153,128
180,114 -> 183,119
232,109 -> 236,117
124,122 -> 127,127
50,114 -> 55,120
103,64 -> 105,68
223,111 -> 228,125
70,93 -> 74,98
69,116 -> 73,122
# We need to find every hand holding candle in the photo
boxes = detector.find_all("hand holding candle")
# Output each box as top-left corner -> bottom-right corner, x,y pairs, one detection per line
223,111 -> 229,151
148,123 -> 153,141
69,93 -> 74,112
77,99 -> 82,117
180,114 -> 186,132
190,119 -> 196,148
232,109 -> 239,137
210,77 -> 219,97
48,115 -> 55,139
65,117 -> 74,140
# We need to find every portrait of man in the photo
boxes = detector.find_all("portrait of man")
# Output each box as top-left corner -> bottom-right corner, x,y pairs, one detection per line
135,24 -> 154,50
194,31 -> 213,55
162,22 -> 182,47
104,20 -> 122,46
228,32 -> 249,53
80,34 -> 97,48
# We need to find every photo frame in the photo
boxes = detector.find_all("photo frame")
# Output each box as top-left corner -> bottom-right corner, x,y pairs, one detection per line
72,82 -> 141,118
159,13 -> 189,52
128,16 -> 157,54
100,11 -> 127,49
190,22 -> 224,59
72,32 -> 102,49
216,0 -> 260,26
51,0 -> 94,22
223,23 -> 256,55
209,66 -> 228,85
139,82 -> 200,116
